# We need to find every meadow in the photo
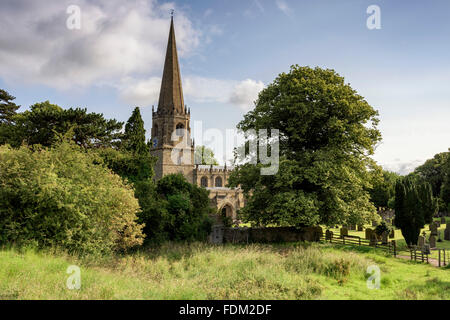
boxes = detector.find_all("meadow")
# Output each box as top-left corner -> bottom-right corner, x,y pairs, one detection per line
1,242 -> 449,300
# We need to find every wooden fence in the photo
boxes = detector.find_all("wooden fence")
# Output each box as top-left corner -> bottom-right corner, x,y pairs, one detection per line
409,246 -> 429,263
437,249 -> 449,267
320,233 -> 397,257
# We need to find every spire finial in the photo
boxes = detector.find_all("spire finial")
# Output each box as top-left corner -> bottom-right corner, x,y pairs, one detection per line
170,9 -> 174,18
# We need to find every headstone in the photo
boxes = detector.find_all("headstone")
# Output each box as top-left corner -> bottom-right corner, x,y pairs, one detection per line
430,222 -> 438,236
365,228 -> 373,240
325,230 -> 333,241
429,235 -> 436,248
440,217 -> 446,224
357,225 -> 363,231
382,232 -> 388,244
418,235 -> 425,248
389,229 -> 395,239
444,227 -> 450,241
340,227 -> 348,237
369,233 -> 378,246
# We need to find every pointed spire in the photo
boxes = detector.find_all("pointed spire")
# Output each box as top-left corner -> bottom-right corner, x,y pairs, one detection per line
158,15 -> 185,115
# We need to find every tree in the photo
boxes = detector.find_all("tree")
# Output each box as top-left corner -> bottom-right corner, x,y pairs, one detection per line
139,174 -> 213,242
194,145 -> 219,165
0,89 -> 20,124
0,141 -> 144,254
122,107 -> 149,155
412,152 -> 449,198
368,168 -> 400,209
228,65 -> 381,227
9,101 -> 123,148
440,151 -> 450,212
0,89 -> 20,145
394,177 -> 437,246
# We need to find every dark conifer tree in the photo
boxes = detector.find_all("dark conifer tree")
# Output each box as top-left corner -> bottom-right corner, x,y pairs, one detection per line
0,89 -> 20,124
123,107 -> 149,155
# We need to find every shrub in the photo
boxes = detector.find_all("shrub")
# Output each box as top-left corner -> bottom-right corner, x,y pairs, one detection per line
0,142 -> 144,254
375,221 -> 392,236
139,174 -> 213,243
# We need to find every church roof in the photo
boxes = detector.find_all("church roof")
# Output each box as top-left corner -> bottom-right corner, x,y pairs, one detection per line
158,16 -> 185,115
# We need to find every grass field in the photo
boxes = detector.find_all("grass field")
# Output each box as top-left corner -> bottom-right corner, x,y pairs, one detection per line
0,242 -> 449,300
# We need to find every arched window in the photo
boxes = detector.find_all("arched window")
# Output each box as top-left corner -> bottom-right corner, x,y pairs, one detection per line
215,177 -> 223,188
201,176 -> 208,188
176,123 -> 185,137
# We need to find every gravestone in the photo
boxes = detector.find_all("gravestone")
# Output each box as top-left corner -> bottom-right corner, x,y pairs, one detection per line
365,228 -> 374,240
325,230 -> 333,241
357,225 -> 363,231
418,235 -> 425,248
429,235 -> 437,249
441,217 -> 446,224
209,225 -> 224,244
381,232 -> 388,245
389,229 -> 395,239
429,222 -> 438,236
340,227 -> 348,237
369,233 -> 378,246
444,226 -> 450,241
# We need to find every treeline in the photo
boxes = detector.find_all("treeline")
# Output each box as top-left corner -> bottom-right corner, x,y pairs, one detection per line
0,89 -> 212,254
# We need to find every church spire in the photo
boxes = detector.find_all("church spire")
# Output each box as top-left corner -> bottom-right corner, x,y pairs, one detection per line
158,15 -> 185,114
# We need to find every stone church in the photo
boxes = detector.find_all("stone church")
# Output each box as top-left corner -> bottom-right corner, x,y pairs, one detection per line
150,17 -> 244,220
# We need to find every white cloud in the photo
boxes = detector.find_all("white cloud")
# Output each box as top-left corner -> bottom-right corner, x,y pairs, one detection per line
119,76 -> 264,110
275,0 -> 292,17
0,0 -> 264,111
380,160 -> 423,176
0,0 -> 200,89
229,79 -> 265,111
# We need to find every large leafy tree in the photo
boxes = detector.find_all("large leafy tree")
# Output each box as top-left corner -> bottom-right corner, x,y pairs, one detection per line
394,177 -> 437,246
9,101 -> 123,148
368,168 -> 400,209
440,151 -> 450,212
228,65 -> 381,227
412,151 -> 449,198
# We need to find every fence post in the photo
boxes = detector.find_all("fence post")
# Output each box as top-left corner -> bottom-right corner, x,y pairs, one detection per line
393,240 -> 397,257
439,250 -> 441,267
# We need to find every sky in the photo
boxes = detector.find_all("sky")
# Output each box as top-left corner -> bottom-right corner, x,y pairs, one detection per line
0,0 -> 449,174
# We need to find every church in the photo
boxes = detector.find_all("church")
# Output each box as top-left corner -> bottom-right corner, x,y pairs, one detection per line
149,17 -> 245,220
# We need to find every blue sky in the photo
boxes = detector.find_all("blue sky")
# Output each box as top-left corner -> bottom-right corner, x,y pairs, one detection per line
1,0 -> 449,173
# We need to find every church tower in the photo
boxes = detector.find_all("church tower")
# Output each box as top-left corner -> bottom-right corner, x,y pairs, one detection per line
151,16 -> 195,182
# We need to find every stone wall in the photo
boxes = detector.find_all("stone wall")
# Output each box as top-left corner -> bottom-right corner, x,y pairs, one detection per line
222,226 -> 323,244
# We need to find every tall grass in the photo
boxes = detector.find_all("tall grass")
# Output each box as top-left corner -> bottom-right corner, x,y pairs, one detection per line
0,242 -> 449,300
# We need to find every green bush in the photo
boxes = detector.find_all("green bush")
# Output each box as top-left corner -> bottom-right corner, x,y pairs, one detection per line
0,142 -> 145,254
139,174 -> 213,243
375,221 -> 392,236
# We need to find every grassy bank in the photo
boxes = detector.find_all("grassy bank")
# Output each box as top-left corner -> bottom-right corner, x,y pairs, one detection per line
0,243 -> 449,300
